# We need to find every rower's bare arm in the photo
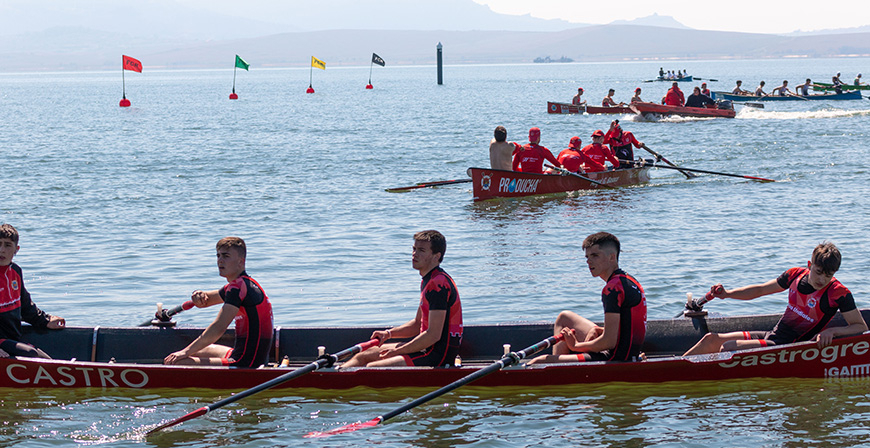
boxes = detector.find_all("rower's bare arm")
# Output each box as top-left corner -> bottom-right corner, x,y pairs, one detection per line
389,310 -> 446,355
718,279 -> 784,301
166,303 -> 238,363
816,309 -> 869,346
377,308 -> 423,341
571,313 -> 619,353
191,289 -> 222,307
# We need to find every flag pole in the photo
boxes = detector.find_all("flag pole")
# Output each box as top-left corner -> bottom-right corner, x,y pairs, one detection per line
121,56 -> 126,99
232,65 -> 237,94
368,61 -> 374,85
309,63 -> 313,89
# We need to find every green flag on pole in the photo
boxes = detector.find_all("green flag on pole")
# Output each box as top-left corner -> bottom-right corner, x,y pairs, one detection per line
235,55 -> 250,71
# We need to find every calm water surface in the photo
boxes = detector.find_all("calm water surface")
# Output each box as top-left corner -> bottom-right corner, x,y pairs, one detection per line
2,58 -> 870,446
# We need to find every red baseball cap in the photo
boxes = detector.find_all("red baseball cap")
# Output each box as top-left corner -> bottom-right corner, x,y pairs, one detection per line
529,127 -> 541,142
569,136 -> 582,148
591,129 -> 605,137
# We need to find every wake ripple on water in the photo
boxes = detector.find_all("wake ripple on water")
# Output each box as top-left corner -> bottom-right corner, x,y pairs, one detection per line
737,107 -> 870,120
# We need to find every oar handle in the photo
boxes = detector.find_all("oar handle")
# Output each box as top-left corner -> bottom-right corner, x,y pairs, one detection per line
138,300 -> 195,327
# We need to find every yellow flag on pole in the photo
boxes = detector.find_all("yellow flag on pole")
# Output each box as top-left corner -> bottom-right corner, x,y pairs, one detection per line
311,56 -> 326,70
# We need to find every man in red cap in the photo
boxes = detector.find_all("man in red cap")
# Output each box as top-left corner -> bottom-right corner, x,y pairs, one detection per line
663,82 -> 684,106
572,87 -> 586,106
580,130 -> 620,172
604,120 -> 644,169
511,127 -> 561,174
557,136 -> 605,173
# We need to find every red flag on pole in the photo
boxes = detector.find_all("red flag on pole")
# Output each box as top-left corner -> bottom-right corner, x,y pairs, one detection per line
122,55 -> 143,73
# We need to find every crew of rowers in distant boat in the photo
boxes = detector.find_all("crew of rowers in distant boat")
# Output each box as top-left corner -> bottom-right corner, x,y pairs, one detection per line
571,82 -> 724,109
728,73 -> 865,97
488,121 -> 643,177
659,68 -> 689,80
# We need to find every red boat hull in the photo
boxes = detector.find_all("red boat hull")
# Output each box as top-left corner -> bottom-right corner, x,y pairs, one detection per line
585,105 -> 635,115
468,167 -> 651,201
2,333 -> 868,390
547,101 -> 583,114
630,101 -> 736,119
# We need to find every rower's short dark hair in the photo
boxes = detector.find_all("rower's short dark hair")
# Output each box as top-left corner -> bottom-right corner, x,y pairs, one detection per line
812,242 -> 841,276
494,126 -> 507,142
582,232 -> 620,260
414,230 -> 446,262
0,224 -> 19,244
217,236 -> 246,259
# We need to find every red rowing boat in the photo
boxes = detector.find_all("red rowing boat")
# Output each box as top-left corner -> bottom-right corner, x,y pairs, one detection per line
467,166 -> 651,201
630,101 -> 737,119
3,310 -> 868,390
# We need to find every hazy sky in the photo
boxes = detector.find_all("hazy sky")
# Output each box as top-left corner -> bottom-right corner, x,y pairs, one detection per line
473,0 -> 868,34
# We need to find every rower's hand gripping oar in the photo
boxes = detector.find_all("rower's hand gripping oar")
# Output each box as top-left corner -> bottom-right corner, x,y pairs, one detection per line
625,159 -> 775,182
544,164 -> 615,189
305,333 -> 565,438
146,338 -> 381,435
674,288 -> 719,318
640,144 -> 696,179
138,300 -> 195,327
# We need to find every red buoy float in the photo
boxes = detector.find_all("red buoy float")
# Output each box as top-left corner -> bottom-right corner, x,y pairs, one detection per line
229,92 -> 239,100
306,86 -> 315,94
365,84 -> 373,89
119,98 -> 131,107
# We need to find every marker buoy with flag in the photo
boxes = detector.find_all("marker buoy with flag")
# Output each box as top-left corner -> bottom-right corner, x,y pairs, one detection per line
367,52 -> 385,89
308,56 -> 325,93
230,55 -> 249,100
120,55 -> 142,107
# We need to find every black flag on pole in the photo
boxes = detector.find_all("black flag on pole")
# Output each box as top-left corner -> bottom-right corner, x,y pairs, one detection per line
372,53 -> 386,67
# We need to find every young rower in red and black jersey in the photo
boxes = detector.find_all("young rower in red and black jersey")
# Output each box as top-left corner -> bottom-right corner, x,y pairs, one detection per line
604,120 -> 644,169
164,237 -> 273,368
342,230 -> 462,368
528,232 -> 647,364
683,242 -> 867,356
511,127 -> 562,174
0,224 -> 65,359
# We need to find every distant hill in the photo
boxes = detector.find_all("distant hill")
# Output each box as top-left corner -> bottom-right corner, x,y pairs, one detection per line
4,25 -> 868,72
609,13 -> 692,30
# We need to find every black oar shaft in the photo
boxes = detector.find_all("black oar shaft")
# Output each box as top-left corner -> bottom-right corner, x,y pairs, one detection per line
641,144 -> 695,179
626,160 -> 774,182
385,178 -> 471,192
138,300 -> 195,327
544,164 -> 615,189
148,339 -> 380,434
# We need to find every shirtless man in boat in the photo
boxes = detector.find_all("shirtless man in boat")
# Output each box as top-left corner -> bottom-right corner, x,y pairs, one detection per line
771,80 -> 795,97
683,242 -> 867,356
572,87 -> 586,106
489,126 -> 520,171
0,224 -> 65,359
164,237 -> 274,368
731,80 -> 751,95
528,232 -> 646,364
342,230 -> 462,368
602,89 -> 625,107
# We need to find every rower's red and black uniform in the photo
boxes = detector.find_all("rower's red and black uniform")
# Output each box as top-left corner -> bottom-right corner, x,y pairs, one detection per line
576,269 -> 647,361
604,128 -> 642,169
0,263 -> 53,358
512,143 -> 560,174
404,266 -> 463,367
219,271 -> 274,368
749,267 -> 856,345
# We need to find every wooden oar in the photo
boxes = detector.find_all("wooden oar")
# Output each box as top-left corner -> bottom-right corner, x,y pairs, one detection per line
625,159 -> 775,182
138,301 -> 195,327
544,164 -> 615,189
640,144 -> 696,179
305,333 -> 565,438
694,77 -> 719,82
385,178 -> 472,192
147,338 -> 381,435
